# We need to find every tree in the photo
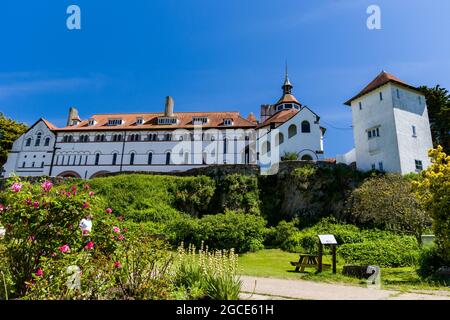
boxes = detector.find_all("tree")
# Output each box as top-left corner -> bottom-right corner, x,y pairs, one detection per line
0,113 -> 28,168
348,174 -> 431,245
413,146 -> 450,264
419,85 -> 450,154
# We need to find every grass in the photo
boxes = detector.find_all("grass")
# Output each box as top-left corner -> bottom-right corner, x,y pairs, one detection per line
239,249 -> 450,292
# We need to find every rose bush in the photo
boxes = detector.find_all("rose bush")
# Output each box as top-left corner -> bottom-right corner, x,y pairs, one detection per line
0,177 -> 122,297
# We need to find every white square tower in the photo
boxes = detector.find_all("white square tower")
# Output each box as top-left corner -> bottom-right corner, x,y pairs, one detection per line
344,71 -> 433,174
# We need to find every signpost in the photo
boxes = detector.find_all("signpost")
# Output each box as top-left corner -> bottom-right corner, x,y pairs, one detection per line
318,234 -> 337,274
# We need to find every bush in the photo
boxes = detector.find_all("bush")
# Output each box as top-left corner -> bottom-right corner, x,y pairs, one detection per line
417,246 -> 447,279
264,220 -> 299,248
167,211 -> 267,253
0,178 -> 122,297
338,237 -> 419,267
215,174 -> 261,215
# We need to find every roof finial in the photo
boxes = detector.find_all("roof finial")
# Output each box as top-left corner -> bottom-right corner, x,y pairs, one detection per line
285,60 -> 289,81
282,61 -> 293,94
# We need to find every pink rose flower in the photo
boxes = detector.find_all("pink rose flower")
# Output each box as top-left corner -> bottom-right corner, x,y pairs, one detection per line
41,181 -> 53,192
113,226 -> 120,234
105,208 -> 113,214
114,261 -> 121,269
0,204 -> 4,212
82,229 -> 90,236
36,268 -> 44,277
89,191 -> 95,197
84,241 -> 94,250
67,192 -> 71,198
58,244 -> 70,253
33,201 -> 39,209
28,235 -> 35,241
83,184 -> 91,190
10,182 -> 22,193
83,202 -> 90,209
117,234 -> 124,241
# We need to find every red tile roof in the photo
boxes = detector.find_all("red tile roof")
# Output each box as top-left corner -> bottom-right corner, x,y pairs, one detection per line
344,71 -> 419,106
276,93 -> 301,105
42,118 -> 57,130
258,108 -> 299,128
55,111 -> 257,131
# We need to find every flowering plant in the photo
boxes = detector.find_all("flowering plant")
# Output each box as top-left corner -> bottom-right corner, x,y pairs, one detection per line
0,178 -> 122,297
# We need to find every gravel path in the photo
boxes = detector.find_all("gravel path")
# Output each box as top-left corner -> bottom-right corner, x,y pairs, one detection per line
240,275 -> 450,300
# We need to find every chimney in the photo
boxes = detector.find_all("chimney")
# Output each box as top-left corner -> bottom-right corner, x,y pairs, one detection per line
165,96 -> 174,117
67,107 -> 80,126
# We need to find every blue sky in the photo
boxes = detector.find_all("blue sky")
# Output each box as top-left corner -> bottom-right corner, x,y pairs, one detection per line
1,0 -> 450,158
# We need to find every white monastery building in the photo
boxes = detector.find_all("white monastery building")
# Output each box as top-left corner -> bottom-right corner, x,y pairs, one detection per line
337,71 -> 433,174
2,73 -> 326,179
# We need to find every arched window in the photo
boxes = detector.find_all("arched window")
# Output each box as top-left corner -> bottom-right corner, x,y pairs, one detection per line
301,121 -> 311,133
35,133 -> 42,146
44,137 -> 50,146
166,152 -> 171,165
130,153 -> 135,165
112,153 -> 117,165
262,141 -> 271,154
275,133 -> 284,146
26,138 -> 32,146
95,154 -> 100,166
148,153 -> 153,165
288,124 -> 297,138
301,154 -> 313,161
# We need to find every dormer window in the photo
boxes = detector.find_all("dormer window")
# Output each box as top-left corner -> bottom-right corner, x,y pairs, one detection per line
88,118 -> 96,126
223,119 -> 233,126
108,119 -> 123,126
157,117 -> 177,125
136,117 -> 144,125
192,116 -> 208,125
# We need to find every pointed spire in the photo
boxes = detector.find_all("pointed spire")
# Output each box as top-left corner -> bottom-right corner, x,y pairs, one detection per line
282,61 -> 293,94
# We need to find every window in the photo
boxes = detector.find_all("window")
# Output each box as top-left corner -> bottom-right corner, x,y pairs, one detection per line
262,141 -> 271,154
22,162 -> 26,168
95,154 -> 100,166
32,162 -> 35,168
26,138 -> 32,146
378,162 -> 384,171
108,119 -> 123,126
301,154 -> 313,161
165,133 -> 172,141
44,137 -> 50,146
130,153 -> 135,165
166,152 -> 171,165
223,138 -> 228,154
35,133 -> 42,146
301,121 -> 311,133
396,89 -> 400,99
192,117 -> 208,125
371,164 -> 376,170
88,119 -> 96,126
129,134 -> 140,142
379,92 -> 383,101
288,124 -> 297,138
41,162 -> 44,168
113,134 -> 123,142
412,125 -> 417,137
276,133 -> 284,146
148,153 -> 153,165
285,103 -> 293,109
418,96 -> 422,104
136,117 -> 144,125
112,153 -> 117,165
367,127 -> 380,140
157,117 -> 177,125
415,160 -> 423,171
223,119 -> 233,126
359,102 -> 362,110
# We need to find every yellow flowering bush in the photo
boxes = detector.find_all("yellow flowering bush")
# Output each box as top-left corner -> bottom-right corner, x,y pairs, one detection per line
413,146 -> 450,263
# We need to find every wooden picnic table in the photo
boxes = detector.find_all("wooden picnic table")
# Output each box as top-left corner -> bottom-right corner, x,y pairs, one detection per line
290,253 -> 331,272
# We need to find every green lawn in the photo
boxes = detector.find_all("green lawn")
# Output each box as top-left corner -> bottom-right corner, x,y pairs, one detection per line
239,249 -> 450,292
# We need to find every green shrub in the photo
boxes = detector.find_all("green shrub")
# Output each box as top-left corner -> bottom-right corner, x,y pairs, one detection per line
265,220 -> 299,248
198,211 -> 266,253
167,212 -> 267,253
417,246 -> 447,279
338,237 -> 419,267
215,174 -> 261,215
